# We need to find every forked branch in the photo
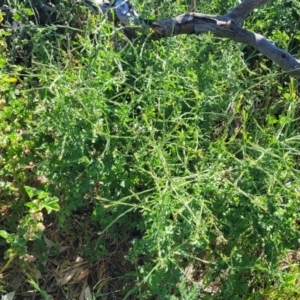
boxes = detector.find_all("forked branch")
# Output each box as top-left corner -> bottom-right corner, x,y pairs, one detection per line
225,0 -> 274,24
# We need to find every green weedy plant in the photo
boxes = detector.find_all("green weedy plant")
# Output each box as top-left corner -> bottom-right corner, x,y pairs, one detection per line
0,186 -> 59,273
1,0 -> 300,298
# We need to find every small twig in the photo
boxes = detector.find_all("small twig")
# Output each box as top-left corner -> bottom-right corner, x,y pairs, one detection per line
188,0 -> 196,13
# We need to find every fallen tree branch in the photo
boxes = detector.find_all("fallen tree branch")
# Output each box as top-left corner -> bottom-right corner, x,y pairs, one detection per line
88,0 -> 300,77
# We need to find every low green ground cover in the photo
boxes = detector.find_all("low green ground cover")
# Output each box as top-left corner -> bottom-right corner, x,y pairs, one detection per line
1,0 -> 300,298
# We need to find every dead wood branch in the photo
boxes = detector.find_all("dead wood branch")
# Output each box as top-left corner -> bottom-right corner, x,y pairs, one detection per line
95,0 -> 300,78
5,0 -> 298,77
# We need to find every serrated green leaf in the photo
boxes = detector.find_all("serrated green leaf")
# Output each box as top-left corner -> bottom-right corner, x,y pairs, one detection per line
42,197 -> 60,213
24,186 -> 35,198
